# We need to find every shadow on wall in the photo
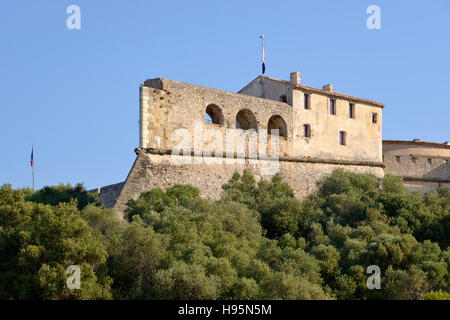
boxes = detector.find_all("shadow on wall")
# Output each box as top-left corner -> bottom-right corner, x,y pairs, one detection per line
384,154 -> 450,180
426,161 -> 450,180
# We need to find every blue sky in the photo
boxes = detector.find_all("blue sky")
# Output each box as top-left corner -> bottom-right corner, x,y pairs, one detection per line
0,0 -> 449,190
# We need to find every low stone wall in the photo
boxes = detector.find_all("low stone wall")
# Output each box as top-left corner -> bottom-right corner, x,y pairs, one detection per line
111,151 -> 384,219
93,182 -> 125,209
403,178 -> 450,193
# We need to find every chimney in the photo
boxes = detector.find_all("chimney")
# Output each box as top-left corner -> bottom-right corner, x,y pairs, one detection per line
290,72 -> 301,86
322,84 -> 334,92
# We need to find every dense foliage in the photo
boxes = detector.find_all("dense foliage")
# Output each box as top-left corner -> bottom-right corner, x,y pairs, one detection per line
0,170 -> 448,299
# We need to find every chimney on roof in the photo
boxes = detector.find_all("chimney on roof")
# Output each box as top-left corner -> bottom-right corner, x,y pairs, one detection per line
290,72 -> 301,86
322,84 -> 334,92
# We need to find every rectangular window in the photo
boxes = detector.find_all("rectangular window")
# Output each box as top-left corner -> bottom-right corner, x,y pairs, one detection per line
330,99 -> 336,115
304,124 -> 311,138
280,95 -> 287,103
427,158 -> 432,165
411,157 -> 417,164
396,156 -> 401,163
372,113 -> 378,124
349,103 -> 355,119
339,131 -> 346,145
304,93 -> 310,109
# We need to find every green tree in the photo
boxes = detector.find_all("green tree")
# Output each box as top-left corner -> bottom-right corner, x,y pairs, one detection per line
2,167 -> 448,300
0,184 -> 111,299
26,183 -> 100,210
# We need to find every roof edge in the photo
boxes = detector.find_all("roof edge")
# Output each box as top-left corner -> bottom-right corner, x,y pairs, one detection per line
383,140 -> 450,149
261,76 -> 385,108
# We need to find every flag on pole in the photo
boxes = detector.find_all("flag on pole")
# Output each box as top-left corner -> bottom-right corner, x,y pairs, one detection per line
30,146 -> 34,167
259,35 -> 265,74
262,53 -> 265,74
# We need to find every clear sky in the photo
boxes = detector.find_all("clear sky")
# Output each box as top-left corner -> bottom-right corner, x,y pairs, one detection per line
0,0 -> 449,190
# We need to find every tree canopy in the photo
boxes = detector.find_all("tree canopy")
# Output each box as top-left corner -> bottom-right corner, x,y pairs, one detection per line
0,169 -> 448,300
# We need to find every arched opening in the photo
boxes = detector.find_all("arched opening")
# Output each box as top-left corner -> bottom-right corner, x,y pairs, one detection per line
205,104 -> 224,125
267,115 -> 287,137
236,109 -> 257,130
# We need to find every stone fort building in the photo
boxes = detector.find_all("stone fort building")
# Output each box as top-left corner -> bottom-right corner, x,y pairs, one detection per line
97,72 -> 450,217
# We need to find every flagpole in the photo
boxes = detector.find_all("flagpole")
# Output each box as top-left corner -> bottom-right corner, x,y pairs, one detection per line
259,35 -> 265,75
32,144 -> 34,191
262,36 -> 264,74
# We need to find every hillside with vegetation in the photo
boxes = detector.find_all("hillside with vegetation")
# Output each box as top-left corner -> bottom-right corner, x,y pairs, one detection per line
0,169 -> 449,300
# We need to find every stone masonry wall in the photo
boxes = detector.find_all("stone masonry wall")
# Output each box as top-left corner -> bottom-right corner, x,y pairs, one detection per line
98,182 -> 125,208
139,79 -> 294,154
239,76 -> 383,162
112,152 -> 384,218
383,141 -> 450,193
95,76 -> 450,216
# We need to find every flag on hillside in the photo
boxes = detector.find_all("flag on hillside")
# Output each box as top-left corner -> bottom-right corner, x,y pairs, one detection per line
30,146 -> 34,167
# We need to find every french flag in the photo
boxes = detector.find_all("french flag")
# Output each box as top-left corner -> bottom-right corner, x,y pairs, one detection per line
30,146 -> 34,167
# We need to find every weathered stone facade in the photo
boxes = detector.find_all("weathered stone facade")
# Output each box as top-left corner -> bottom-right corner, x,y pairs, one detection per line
383,140 -> 450,192
139,76 -> 383,162
238,75 -> 383,162
111,151 -> 384,218
94,73 -> 449,218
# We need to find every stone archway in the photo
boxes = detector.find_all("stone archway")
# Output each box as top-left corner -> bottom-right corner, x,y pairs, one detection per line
236,109 -> 257,130
267,115 -> 287,137
205,104 -> 224,125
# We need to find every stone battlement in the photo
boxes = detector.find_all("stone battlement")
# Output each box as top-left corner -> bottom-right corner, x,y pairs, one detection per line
93,74 -> 448,218
140,75 -> 383,163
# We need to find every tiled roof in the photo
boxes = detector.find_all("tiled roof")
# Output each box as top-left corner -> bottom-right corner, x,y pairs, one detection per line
261,76 -> 385,108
